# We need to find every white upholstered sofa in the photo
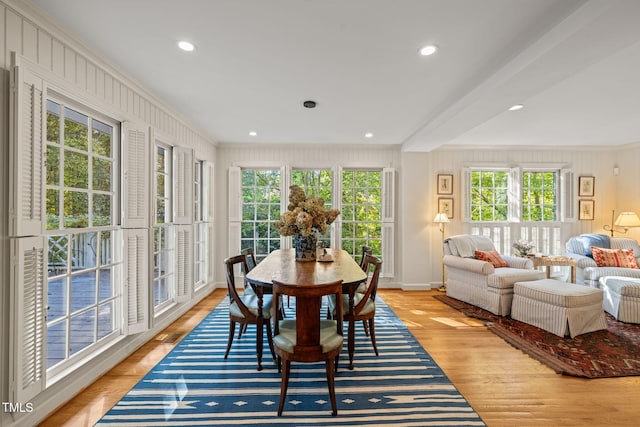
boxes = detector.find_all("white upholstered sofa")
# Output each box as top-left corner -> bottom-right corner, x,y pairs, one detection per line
565,234 -> 640,287
442,235 -> 545,316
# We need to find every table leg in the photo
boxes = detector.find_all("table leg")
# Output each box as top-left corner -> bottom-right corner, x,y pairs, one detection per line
256,286 -> 264,371
348,288 -> 355,370
545,266 -> 551,279
571,266 -> 576,284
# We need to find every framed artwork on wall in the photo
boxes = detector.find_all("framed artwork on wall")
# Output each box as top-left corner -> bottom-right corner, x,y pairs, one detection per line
579,199 -> 594,220
438,197 -> 454,219
578,176 -> 595,197
437,174 -> 453,195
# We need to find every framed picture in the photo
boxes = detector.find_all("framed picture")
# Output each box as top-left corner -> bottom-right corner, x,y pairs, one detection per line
437,174 -> 453,195
579,199 -> 594,220
578,176 -> 595,197
438,197 -> 454,219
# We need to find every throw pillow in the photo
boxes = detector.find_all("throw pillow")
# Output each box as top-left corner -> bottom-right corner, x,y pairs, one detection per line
591,246 -> 639,269
475,250 -> 508,268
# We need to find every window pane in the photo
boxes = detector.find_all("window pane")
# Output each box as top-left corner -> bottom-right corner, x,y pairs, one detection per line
48,235 -> 68,275
98,301 -> 114,340
63,191 -> 89,228
71,233 -> 97,270
64,107 -> 88,151
93,157 -> 111,191
46,189 -> 60,230
47,100 -> 61,143
341,170 -> 383,259
69,309 -> 96,356
47,278 -> 67,322
99,267 -> 113,301
70,271 -> 97,312
47,321 -> 67,369
64,151 -> 89,188
92,119 -> 112,157
93,194 -> 112,226
47,145 -> 60,185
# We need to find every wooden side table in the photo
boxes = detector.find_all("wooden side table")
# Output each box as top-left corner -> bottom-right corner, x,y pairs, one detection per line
529,255 -> 577,283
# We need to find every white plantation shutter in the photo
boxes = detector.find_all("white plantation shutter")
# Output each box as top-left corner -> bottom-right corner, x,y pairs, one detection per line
9,59 -> 45,237
280,165 -> 291,249
206,162 -> 215,223
176,225 -> 193,302
124,229 -> 149,334
173,147 -> 194,225
462,168 -> 471,221
561,168 -> 575,222
122,122 -> 150,228
382,168 -> 395,277
228,166 -> 241,256
207,223 -> 215,283
10,236 -> 46,402
333,166 -> 343,250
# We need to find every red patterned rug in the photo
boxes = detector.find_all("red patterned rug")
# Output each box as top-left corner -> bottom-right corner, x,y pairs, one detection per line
434,294 -> 640,378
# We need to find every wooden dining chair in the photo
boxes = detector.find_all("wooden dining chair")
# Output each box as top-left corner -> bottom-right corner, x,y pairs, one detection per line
224,255 -> 276,371
359,245 -> 373,270
272,279 -> 344,416
329,254 -> 382,368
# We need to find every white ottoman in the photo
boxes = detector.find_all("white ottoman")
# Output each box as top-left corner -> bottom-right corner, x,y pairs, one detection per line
511,279 -> 607,338
599,276 -> 640,324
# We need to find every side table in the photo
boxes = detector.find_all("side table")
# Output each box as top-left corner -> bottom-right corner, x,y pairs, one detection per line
529,255 -> 576,283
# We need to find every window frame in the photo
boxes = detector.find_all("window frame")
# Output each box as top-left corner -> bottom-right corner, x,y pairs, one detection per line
153,142 -> 175,313
43,93 -> 123,379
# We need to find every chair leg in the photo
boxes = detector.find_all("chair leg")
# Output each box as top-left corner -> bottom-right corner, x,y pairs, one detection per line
368,318 -> 379,356
362,320 -> 369,336
238,323 -> 247,339
224,321 -> 236,359
278,359 -> 291,416
326,358 -> 338,416
265,319 -> 276,361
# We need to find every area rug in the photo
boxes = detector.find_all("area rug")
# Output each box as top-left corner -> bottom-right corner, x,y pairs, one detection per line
96,297 -> 485,426
434,294 -> 640,378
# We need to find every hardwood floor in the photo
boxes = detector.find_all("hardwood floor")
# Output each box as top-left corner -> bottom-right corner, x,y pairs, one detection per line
39,289 -> 640,427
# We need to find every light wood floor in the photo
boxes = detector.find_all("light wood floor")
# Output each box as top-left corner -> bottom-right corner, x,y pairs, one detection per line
39,289 -> 640,427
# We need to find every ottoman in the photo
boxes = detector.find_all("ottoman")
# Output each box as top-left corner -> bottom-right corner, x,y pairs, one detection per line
599,276 -> 640,324
511,279 -> 607,338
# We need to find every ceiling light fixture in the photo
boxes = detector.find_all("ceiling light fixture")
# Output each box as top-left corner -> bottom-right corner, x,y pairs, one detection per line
419,44 -> 438,56
365,133 -> 374,138
177,41 -> 195,52
509,104 -> 524,111
249,131 -> 257,136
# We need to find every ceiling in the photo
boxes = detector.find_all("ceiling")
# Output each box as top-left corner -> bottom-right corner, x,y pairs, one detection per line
29,0 -> 640,151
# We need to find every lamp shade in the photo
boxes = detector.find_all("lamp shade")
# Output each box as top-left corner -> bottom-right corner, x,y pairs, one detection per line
433,213 -> 450,224
614,212 -> 640,228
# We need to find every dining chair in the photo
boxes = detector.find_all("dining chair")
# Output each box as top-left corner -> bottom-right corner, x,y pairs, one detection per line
224,255 -> 276,370
359,245 -> 373,270
329,254 -> 382,367
272,279 -> 344,416
357,245 -> 373,335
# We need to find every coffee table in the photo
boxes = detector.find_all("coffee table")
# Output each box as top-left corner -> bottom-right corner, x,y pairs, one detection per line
529,255 -> 576,283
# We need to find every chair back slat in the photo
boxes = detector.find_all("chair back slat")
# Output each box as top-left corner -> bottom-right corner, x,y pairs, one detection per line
355,255 -> 382,314
224,254 -> 254,318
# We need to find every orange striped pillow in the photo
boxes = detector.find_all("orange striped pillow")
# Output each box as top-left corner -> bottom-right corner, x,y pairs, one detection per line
591,246 -> 638,269
475,250 -> 508,268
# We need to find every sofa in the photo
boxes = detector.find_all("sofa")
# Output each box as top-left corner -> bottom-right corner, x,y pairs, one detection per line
442,235 -> 545,316
565,234 -> 640,287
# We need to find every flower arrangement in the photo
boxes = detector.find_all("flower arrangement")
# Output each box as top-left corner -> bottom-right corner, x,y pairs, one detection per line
275,185 -> 340,237
512,239 -> 535,256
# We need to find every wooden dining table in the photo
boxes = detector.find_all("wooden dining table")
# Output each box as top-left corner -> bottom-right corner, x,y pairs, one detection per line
245,248 -> 367,370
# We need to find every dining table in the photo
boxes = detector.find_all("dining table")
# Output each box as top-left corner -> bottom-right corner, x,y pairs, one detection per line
245,248 -> 368,370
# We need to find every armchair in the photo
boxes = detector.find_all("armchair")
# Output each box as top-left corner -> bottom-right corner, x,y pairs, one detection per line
443,235 -> 545,315
565,234 -> 640,287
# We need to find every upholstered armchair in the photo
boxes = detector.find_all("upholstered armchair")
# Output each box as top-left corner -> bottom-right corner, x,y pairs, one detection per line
442,235 -> 545,316
565,234 -> 640,287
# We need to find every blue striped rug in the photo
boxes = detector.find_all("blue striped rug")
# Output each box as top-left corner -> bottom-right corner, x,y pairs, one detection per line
96,297 -> 485,426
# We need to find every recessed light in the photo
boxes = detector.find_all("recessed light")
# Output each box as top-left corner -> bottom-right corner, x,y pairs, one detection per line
419,44 -> 438,56
365,133 -> 374,138
177,41 -> 195,52
509,104 -> 524,111
249,131 -> 257,136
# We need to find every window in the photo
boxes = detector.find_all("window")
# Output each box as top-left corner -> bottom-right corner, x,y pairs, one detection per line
292,168 -> 334,246
44,98 -> 121,372
469,170 -> 509,221
194,160 -> 207,289
467,168 -> 561,222
522,171 -> 558,221
241,169 -> 281,263
153,145 -> 174,310
340,170 -> 383,263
